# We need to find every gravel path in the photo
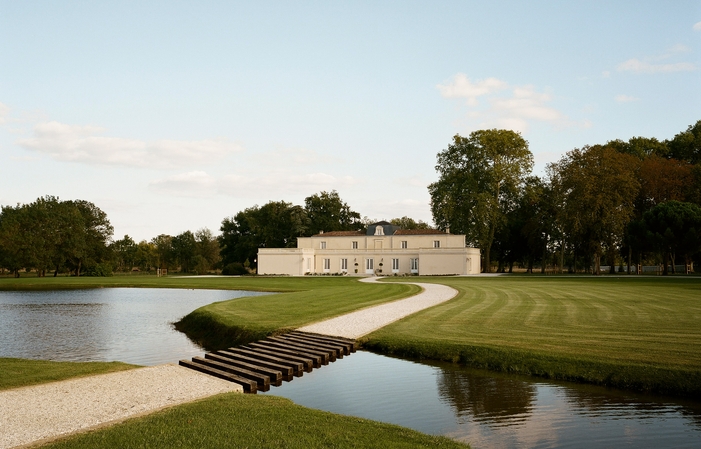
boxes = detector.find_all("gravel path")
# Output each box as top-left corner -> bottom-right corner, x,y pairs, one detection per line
0,364 -> 240,449
297,277 -> 458,339
2,277 -> 457,448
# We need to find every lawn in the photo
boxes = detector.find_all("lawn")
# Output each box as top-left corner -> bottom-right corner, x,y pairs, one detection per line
365,275 -> 701,398
0,358 -> 138,390
43,392 -> 468,449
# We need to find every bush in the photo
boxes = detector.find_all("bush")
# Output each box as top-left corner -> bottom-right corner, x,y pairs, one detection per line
84,263 -> 113,277
222,262 -> 248,276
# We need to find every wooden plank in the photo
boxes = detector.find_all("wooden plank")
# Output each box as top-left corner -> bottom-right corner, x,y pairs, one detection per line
216,350 -> 294,380
243,344 -> 315,372
263,338 -> 331,364
193,356 -> 270,391
250,341 -> 325,367
277,335 -> 345,358
290,331 -> 356,353
287,332 -> 354,355
206,352 -> 285,384
225,347 -> 305,376
179,359 -> 257,393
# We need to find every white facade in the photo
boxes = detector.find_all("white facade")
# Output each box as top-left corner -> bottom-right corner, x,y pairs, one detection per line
258,224 -> 480,276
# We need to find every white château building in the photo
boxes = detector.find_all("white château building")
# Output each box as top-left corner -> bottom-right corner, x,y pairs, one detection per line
257,221 -> 480,276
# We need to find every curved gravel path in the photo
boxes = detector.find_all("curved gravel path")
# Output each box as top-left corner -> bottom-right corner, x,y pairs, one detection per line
2,277 -> 457,448
297,277 -> 458,339
0,364 -> 240,449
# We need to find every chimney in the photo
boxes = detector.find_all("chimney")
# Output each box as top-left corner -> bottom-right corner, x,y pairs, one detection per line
446,227 -> 450,234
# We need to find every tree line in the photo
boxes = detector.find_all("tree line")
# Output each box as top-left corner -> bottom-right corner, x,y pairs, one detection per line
0,196 -> 220,277
429,120 -> 701,273
3,120 -> 697,276
0,190 -> 428,276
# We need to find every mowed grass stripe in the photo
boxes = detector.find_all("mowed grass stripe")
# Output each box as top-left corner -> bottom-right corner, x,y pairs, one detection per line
366,276 -> 701,397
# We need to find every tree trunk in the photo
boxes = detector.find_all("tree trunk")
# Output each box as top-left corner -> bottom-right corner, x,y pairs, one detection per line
77,260 -> 82,277
54,265 -> 59,277
560,241 -> 565,274
594,253 -> 601,275
627,246 -> 632,274
483,246 -> 491,273
662,252 -> 669,275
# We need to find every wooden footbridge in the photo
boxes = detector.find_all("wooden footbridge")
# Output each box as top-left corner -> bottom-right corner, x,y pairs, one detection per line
179,331 -> 356,393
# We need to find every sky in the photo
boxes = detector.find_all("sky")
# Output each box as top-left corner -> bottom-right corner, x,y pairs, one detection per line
1,1 -> 700,242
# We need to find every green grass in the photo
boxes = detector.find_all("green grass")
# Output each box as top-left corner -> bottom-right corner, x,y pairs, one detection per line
0,358 -> 138,390
43,392 -> 468,449
174,277 -> 419,350
363,276 -> 701,398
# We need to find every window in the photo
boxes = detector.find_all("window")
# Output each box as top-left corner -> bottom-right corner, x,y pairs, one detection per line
323,258 -> 330,271
392,258 -> 399,271
352,241 -> 358,249
433,240 -> 440,248
341,258 -> 348,271
320,241 -> 326,249
411,258 -> 419,272
401,240 -> 408,249
366,258 -> 374,270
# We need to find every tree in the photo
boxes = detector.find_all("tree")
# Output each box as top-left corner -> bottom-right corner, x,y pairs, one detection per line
304,190 -> 360,235
390,216 -> 431,230
642,201 -> 701,274
219,201 -> 311,269
193,227 -> 220,274
429,130 -> 533,272
151,234 -> 173,270
667,120 -> 701,164
112,235 -> 137,272
549,145 -> 640,274
172,231 -> 197,272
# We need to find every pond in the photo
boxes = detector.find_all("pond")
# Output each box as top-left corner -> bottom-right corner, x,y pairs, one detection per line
262,351 -> 701,449
0,288 -> 271,365
2,288 -> 700,448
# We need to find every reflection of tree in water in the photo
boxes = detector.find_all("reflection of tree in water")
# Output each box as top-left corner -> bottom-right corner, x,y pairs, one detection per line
562,383 -> 701,430
436,366 -> 536,426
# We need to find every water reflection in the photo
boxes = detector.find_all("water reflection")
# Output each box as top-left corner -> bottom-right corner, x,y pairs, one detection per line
265,351 -> 701,449
437,367 -> 536,426
0,288 -> 270,365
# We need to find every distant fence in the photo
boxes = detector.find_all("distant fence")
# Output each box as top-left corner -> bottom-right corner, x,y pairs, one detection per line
600,265 -> 693,274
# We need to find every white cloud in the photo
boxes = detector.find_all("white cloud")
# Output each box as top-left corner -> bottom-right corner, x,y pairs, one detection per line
438,76 -> 575,133
616,46 -> 697,74
149,171 -> 217,197
0,102 -> 9,124
614,94 -> 640,103
617,58 -> 696,73
16,121 -> 243,169
149,170 -> 359,199
693,21 -> 701,31
437,74 -> 508,106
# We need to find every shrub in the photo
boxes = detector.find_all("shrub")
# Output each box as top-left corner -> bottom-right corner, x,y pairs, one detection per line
221,262 -> 248,276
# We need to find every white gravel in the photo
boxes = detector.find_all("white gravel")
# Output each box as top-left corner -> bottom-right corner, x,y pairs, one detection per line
2,277 -> 457,448
297,277 -> 458,339
0,364 -> 240,449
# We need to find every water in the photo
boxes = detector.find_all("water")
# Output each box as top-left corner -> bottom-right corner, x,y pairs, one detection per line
0,288 -> 270,365
2,289 -> 700,448
262,351 -> 701,449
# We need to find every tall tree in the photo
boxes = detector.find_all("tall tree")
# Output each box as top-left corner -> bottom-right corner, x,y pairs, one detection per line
304,190 -> 360,235
549,145 -> 640,273
667,120 -> 701,164
642,201 -> 701,274
429,130 -> 533,272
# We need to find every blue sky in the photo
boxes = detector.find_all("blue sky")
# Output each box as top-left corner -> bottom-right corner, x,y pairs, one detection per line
1,1 -> 699,241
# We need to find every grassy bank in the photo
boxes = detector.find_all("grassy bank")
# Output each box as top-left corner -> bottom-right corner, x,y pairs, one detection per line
174,278 -> 419,350
43,392 -> 467,449
0,358 -> 137,390
364,276 -> 701,399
